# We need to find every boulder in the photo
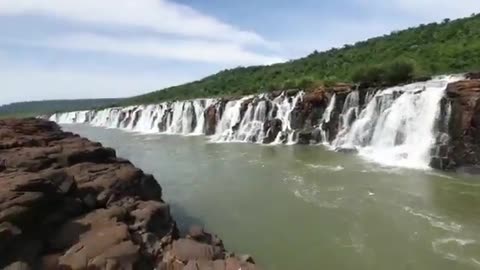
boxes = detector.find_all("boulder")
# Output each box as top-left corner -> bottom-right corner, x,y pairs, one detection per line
335,147 -> 358,154
171,239 -> 223,262
186,225 -> 223,247
297,130 -> 313,145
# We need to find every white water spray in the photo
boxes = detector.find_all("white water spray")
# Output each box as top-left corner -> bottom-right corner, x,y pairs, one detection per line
332,75 -> 463,169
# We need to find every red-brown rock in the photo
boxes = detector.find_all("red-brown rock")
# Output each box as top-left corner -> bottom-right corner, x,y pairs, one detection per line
435,79 -> 480,170
0,118 -> 258,269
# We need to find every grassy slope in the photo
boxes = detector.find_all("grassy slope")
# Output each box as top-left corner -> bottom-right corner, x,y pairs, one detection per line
124,14 -> 480,105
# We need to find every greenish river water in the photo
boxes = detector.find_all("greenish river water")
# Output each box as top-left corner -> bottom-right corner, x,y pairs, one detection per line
63,124 -> 480,270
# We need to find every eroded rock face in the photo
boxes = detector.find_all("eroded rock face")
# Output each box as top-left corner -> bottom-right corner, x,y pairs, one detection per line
0,118 -> 258,269
290,89 -> 328,130
430,79 -> 480,171
204,105 -> 219,136
263,119 -> 283,144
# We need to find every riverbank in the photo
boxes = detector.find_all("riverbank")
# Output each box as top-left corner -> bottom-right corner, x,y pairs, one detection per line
0,118 -> 257,269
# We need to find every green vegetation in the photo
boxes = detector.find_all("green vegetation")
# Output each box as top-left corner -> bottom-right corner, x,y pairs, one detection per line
0,99 -> 123,118
351,59 -> 417,85
2,14 -> 480,117
123,14 -> 480,105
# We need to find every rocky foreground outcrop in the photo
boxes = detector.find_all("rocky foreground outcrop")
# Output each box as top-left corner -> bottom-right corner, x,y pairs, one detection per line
0,118 -> 258,269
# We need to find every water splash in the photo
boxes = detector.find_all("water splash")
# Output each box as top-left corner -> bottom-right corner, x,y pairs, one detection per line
331,75 -> 463,169
50,91 -> 306,145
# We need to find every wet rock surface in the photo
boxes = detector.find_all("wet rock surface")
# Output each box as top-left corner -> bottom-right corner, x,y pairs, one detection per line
0,118 -> 258,269
431,79 -> 480,171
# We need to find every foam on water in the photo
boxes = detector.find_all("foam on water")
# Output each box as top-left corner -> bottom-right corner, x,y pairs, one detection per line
432,237 -> 480,267
306,163 -> 345,172
403,206 -> 462,233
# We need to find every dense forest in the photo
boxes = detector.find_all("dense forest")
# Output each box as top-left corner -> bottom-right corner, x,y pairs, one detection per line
1,14 -> 480,116
0,99 -> 122,118
124,14 -> 480,105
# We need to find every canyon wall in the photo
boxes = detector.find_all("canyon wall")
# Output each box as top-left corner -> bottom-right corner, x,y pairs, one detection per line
0,118 -> 258,270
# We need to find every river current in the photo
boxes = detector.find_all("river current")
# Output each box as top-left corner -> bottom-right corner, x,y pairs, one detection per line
62,124 -> 480,270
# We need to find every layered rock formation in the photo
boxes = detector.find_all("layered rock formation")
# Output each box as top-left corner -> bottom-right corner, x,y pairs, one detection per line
431,77 -> 480,172
0,118 -> 258,270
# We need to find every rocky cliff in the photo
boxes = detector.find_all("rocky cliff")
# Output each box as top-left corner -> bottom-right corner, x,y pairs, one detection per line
0,118 -> 258,270
430,75 -> 480,172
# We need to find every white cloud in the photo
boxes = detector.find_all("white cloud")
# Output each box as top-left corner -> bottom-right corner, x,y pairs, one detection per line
0,67 -> 196,105
0,0 -> 285,105
23,33 -> 284,65
0,0 -> 275,47
0,0 -> 284,66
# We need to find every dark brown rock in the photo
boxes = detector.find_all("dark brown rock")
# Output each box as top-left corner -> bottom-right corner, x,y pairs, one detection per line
297,130 -> 313,145
205,105 -> 219,135
466,72 -> 480,80
171,239 -> 223,262
263,119 -> 283,144
438,79 -> 480,170
0,118 -> 258,269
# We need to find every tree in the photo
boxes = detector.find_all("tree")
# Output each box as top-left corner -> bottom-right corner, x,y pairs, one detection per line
297,77 -> 315,89
384,59 -> 416,85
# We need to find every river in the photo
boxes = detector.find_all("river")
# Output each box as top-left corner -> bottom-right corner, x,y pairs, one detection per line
62,124 -> 480,270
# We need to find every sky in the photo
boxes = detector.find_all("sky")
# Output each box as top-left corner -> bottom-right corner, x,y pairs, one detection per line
0,0 -> 479,105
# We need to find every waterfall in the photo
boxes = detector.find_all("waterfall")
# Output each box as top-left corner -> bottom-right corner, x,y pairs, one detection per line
51,110 -> 89,124
212,97 -> 251,142
50,91 -> 304,145
209,91 -> 305,144
51,99 -> 217,135
331,75 -> 463,169
133,105 -> 159,133
193,99 -> 214,135
319,93 -> 336,143
272,91 -> 305,145
331,90 -> 360,146
49,74 -> 465,169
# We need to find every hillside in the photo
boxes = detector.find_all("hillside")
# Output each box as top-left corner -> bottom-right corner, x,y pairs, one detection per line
2,14 -> 480,117
0,99 -> 122,118
124,13 -> 480,105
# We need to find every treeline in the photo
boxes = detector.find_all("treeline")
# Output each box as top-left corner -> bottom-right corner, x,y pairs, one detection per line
0,99 -> 123,118
124,14 -> 480,105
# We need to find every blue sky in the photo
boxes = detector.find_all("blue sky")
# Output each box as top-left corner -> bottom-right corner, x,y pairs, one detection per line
0,0 -> 479,105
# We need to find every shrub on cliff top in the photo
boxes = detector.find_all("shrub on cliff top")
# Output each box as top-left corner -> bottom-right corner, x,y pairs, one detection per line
384,59 -> 416,85
352,59 -> 416,86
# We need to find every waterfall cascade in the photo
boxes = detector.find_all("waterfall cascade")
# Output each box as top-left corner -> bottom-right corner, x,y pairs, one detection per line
50,75 -> 464,168
332,75 -> 463,169
50,91 -> 305,144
